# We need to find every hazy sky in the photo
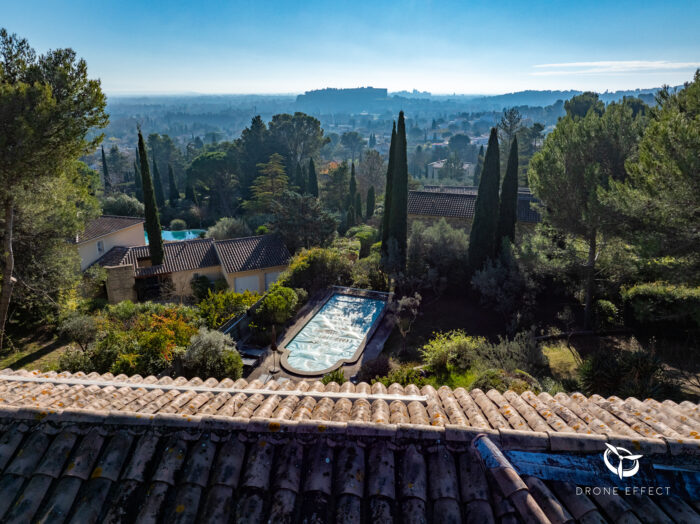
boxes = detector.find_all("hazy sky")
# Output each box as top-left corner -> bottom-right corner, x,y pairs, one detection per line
3,0 -> 699,95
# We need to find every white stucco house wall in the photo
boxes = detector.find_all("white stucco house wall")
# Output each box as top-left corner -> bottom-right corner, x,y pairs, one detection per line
76,216 -> 145,270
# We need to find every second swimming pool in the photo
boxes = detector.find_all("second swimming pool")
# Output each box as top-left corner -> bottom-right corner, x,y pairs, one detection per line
285,293 -> 386,373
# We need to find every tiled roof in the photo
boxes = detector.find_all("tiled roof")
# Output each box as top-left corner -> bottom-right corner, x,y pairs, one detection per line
422,185 -> 534,195
215,234 -> 291,274
76,215 -> 144,243
2,369 -> 699,439
409,190 -> 477,219
95,238 -> 219,277
1,370 -> 699,522
409,190 -> 541,223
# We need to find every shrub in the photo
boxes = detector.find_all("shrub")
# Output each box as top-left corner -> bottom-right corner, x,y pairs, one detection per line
191,275 -> 215,302
420,331 -> 488,373
351,253 -> 388,291
420,330 -> 547,377
482,331 -> 548,375
254,285 -> 300,328
61,302 -> 202,376
256,225 -> 269,235
578,348 -> 679,399
321,368 -> 347,385
170,218 -> 187,231
60,314 -> 98,351
58,346 -> 94,373
407,219 -> 469,295
347,225 -> 378,258
594,299 -> 622,330
198,289 -> 260,329
101,192 -> 144,217
372,364 -> 425,387
622,282 -> 700,331
206,217 -> 252,240
278,247 -> 352,295
471,368 -> 542,394
183,327 -> 243,380
80,265 -> 108,299
357,355 -> 392,383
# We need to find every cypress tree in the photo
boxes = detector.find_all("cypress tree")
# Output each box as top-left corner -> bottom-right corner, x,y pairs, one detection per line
496,136 -> 519,248
185,177 -> 195,202
355,192 -> 362,221
101,145 -> 111,193
168,164 -> 179,205
388,111 -> 408,271
366,186 -> 375,219
133,160 -> 143,202
380,122 -> 397,263
474,145 -> 484,186
468,128 -> 501,272
138,130 -> 164,265
295,162 -> 305,194
346,205 -> 356,228
152,156 -> 166,208
349,163 -> 357,198
307,158 -> 319,198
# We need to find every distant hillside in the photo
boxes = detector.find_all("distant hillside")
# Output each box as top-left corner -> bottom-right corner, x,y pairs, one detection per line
469,87 -> 666,111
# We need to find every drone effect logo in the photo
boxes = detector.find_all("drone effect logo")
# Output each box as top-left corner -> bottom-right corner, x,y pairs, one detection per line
603,443 -> 643,479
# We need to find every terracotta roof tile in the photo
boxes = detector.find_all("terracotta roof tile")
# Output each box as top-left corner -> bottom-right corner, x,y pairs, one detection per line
1,370 -> 700,522
214,233 -> 291,274
76,215 -> 144,243
409,189 -> 542,223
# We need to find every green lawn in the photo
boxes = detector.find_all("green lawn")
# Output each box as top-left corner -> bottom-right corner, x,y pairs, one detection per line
542,342 -> 581,382
0,333 -> 69,372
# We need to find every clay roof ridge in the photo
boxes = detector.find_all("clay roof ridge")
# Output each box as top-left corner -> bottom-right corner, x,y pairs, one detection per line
2,404 -> 698,457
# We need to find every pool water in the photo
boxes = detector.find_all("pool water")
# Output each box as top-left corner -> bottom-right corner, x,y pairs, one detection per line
285,294 -> 386,372
144,229 -> 206,244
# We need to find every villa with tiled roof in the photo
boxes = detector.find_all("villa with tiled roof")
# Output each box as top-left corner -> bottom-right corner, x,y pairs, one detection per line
1,368 -> 699,522
94,234 -> 290,302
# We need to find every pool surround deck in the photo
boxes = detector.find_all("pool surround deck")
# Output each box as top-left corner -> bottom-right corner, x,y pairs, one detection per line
279,286 -> 392,377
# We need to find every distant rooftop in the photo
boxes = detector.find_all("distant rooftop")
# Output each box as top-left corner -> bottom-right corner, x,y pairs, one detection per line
409,188 -> 541,223
76,215 -> 144,244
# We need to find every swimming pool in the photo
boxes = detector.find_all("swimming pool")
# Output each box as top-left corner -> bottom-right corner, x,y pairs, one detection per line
144,229 -> 205,244
284,293 -> 386,373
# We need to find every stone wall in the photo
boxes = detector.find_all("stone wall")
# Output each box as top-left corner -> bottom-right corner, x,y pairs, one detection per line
105,264 -> 136,304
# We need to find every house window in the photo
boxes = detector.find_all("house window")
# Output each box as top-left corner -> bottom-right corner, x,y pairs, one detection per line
97,240 -> 105,255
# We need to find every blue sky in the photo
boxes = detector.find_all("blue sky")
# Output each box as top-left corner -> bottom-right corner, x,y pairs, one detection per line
2,0 -> 699,95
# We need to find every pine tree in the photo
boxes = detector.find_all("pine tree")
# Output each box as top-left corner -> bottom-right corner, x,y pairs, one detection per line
101,145 -> 111,193
388,111 -> 408,271
346,205 -> 356,228
468,128 -> 501,272
133,160 -> 143,202
380,122 -> 397,263
138,130 -> 164,265
307,158 -> 319,197
295,162 -> 305,194
366,186 -> 375,219
474,145 -> 485,185
152,156 -> 166,208
355,192 -> 362,221
496,136 -> 519,247
168,164 -> 179,205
